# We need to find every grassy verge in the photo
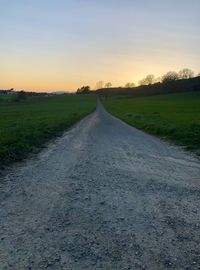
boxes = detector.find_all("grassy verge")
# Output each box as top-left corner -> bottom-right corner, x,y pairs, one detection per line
0,94 -> 96,166
103,91 -> 200,155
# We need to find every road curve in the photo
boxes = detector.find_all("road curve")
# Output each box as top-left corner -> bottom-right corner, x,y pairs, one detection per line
0,101 -> 200,270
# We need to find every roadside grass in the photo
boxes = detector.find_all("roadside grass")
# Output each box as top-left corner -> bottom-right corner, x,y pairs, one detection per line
103,91 -> 200,155
0,94 -> 96,166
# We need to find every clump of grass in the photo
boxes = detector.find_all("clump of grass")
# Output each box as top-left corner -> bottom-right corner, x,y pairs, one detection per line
103,91 -> 200,155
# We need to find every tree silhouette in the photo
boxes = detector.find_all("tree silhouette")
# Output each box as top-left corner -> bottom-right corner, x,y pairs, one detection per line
154,77 -> 162,83
95,81 -> 104,89
76,86 -> 90,94
162,71 -> 179,83
105,82 -> 112,88
125,82 -> 135,88
178,68 -> 194,79
139,74 -> 155,86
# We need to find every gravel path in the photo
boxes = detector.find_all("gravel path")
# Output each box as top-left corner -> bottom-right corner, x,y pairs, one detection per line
0,101 -> 200,270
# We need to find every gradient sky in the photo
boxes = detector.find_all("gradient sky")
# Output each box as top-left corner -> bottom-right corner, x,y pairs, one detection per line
1,0 -> 200,92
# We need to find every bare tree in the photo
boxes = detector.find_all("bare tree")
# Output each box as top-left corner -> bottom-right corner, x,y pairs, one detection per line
125,82 -> 135,88
162,71 -> 179,83
139,74 -> 155,86
95,81 -> 104,89
138,79 -> 145,86
154,77 -> 162,83
178,68 -> 194,79
105,82 -> 112,88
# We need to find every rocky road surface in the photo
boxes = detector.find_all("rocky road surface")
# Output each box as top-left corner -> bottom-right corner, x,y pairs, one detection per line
0,101 -> 200,270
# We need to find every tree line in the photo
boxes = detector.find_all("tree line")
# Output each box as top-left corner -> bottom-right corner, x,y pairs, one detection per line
76,68 -> 200,93
97,75 -> 200,98
138,68 -> 196,86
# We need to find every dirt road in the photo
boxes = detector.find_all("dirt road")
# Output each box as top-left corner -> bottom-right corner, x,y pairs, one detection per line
0,102 -> 200,269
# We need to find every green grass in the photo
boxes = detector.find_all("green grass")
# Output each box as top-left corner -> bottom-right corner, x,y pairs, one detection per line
0,94 -> 96,165
0,95 -> 15,103
103,91 -> 200,155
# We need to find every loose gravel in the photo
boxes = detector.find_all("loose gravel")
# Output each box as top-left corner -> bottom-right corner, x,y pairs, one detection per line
0,102 -> 200,269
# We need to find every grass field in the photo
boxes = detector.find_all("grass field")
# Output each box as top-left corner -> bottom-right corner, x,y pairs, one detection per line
0,94 -> 96,166
103,91 -> 200,155
0,95 -> 15,103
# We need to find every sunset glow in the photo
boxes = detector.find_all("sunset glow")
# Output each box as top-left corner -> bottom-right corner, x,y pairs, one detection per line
1,0 -> 200,92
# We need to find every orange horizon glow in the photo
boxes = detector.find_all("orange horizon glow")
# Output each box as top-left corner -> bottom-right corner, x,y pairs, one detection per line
1,1 -> 200,92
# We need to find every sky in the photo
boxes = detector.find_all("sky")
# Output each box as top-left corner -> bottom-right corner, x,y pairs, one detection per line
1,0 -> 200,92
